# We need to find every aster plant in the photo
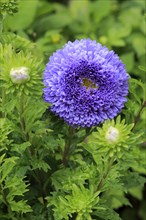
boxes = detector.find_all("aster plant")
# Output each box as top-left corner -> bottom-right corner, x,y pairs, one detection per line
1,1 -> 146,220
42,39 -> 145,219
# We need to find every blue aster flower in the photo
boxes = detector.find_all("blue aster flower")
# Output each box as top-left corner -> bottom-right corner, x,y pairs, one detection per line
43,39 -> 129,127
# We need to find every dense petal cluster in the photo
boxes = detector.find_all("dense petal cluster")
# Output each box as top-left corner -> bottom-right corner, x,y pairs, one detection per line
43,39 -> 129,127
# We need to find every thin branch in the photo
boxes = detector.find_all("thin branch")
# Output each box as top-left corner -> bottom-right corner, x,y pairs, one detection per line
96,157 -> 114,192
62,126 -> 75,166
132,100 -> 146,130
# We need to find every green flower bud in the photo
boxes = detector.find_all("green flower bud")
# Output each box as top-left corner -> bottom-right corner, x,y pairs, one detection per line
0,0 -> 18,15
10,67 -> 30,84
0,43 -> 43,96
89,116 -> 136,158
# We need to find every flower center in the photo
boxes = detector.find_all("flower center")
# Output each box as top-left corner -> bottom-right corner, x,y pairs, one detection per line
81,78 -> 98,90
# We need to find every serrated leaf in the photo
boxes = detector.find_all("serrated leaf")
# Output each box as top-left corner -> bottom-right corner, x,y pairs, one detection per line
0,154 -> 5,164
94,208 -> 122,220
129,186 -> 143,200
129,78 -> 146,101
11,142 -> 31,155
0,157 -> 17,183
138,65 -> 146,72
31,159 -> 50,172
10,200 -> 32,213
122,171 -> 146,189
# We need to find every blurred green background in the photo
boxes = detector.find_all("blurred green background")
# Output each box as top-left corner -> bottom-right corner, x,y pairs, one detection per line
4,0 -> 145,79
3,0 -> 146,219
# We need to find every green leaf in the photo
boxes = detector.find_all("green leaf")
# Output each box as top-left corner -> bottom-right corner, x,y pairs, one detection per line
20,98 -> 48,133
0,157 -> 17,183
0,118 -> 14,151
119,7 -> 143,28
51,165 -> 96,191
108,23 -> 131,47
33,11 -> 72,33
130,33 -> 145,57
11,142 -> 31,155
138,65 -> 146,72
94,207 -> 122,220
49,183 -> 100,219
0,154 -> 5,164
120,52 -> 134,72
5,176 -> 29,199
31,158 -> 50,172
128,187 -> 143,200
4,0 -> 40,31
69,0 -> 89,21
10,200 -> 32,213
122,171 -> 146,190
129,78 -> 146,102
91,0 -> 111,24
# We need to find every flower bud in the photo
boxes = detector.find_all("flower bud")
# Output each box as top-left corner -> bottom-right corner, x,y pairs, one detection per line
10,67 -> 29,84
105,126 -> 119,143
0,0 -> 18,15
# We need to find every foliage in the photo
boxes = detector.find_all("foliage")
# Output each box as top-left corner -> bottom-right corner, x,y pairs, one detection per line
0,0 -> 146,220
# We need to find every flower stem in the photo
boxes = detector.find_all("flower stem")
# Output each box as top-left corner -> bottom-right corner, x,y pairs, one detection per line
0,14 -> 3,40
96,156 -> 114,192
19,94 -> 28,141
0,184 -> 13,219
0,12 -> 7,40
19,95 -> 47,205
62,126 -> 75,166
19,94 -> 34,156
133,100 -> 146,130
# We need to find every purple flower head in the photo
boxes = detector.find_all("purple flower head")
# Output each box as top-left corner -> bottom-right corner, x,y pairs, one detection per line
43,39 -> 129,127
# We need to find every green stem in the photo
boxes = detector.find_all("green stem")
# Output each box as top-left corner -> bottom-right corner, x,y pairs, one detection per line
132,100 -> 146,130
19,94 -> 26,137
62,126 -> 75,166
96,156 -> 114,192
19,94 -> 34,156
18,95 -> 48,207
0,184 -> 13,218
0,12 -> 6,40
19,95 -> 47,204
31,169 -> 46,205
1,86 -> 6,118
0,15 -> 3,39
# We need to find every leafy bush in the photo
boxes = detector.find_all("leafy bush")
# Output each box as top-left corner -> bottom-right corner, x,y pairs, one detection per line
0,0 -> 146,220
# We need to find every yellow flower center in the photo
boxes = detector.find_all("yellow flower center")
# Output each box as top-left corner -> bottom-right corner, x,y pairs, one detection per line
82,78 -> 98,90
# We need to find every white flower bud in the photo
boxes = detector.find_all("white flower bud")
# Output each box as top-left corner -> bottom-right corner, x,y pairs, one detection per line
106,126 -> 119,143
10,67 -> 29,84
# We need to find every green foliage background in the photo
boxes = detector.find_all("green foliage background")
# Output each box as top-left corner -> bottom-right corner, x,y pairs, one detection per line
0,0 -> 146,220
